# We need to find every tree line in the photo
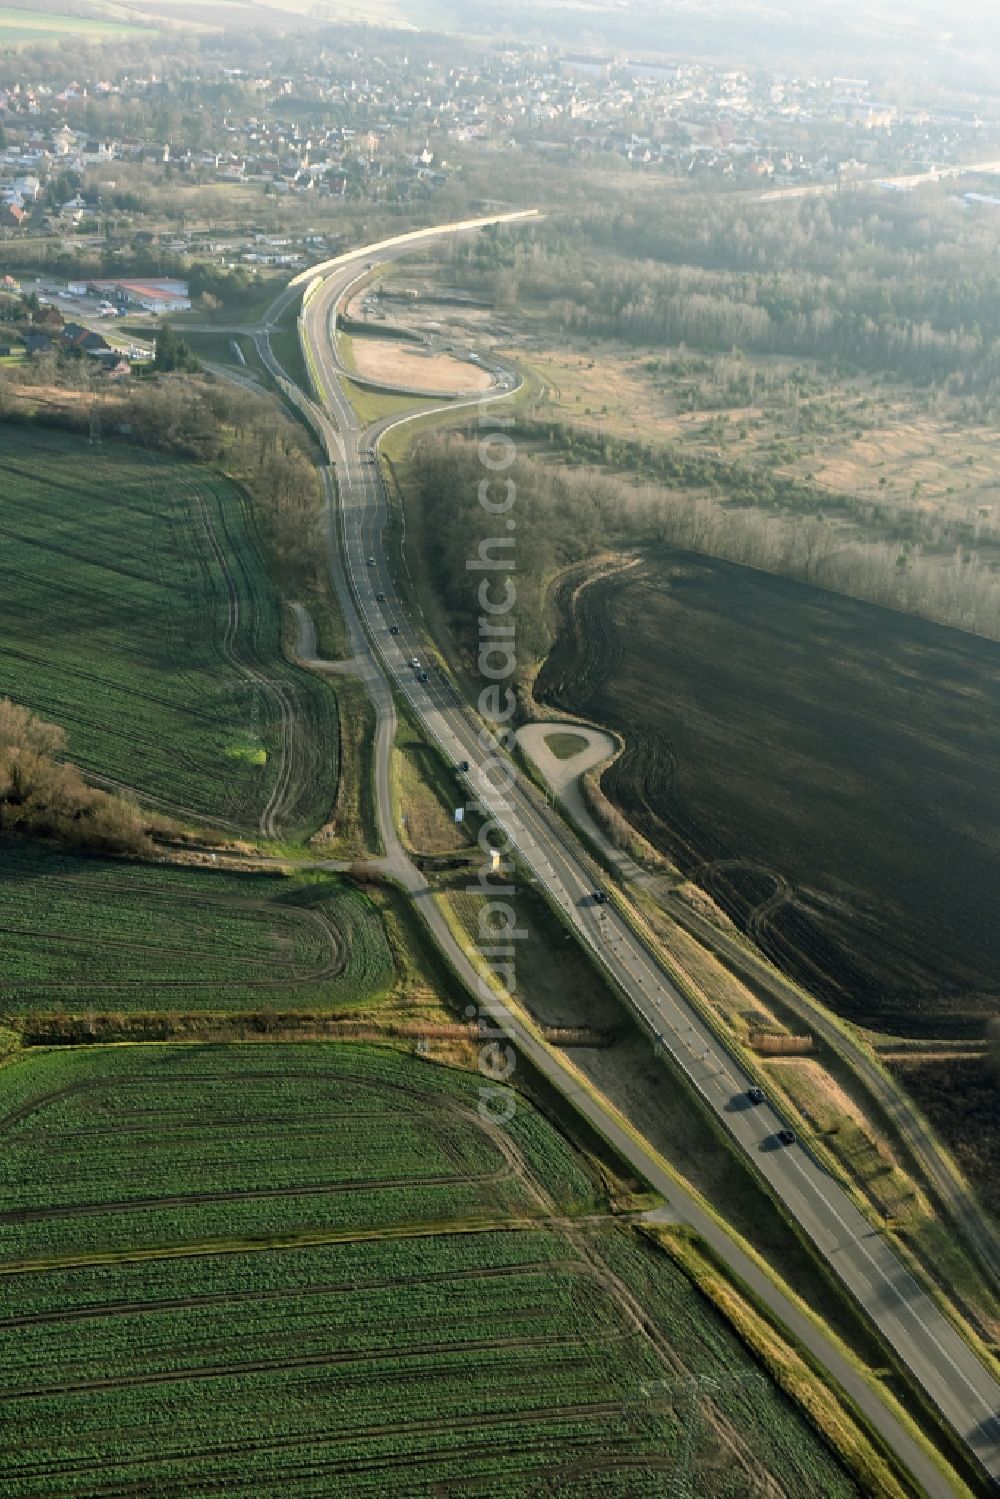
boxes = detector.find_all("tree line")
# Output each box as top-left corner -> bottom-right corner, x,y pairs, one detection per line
0,361 -> 325,593
526,418 -> 1000,554
409,432 -> 1000,671
0,700 -> 151,855
453,190 -> 1000,393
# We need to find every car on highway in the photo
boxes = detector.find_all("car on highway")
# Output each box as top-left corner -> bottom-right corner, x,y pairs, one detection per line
457,760 -> 470,773
388,625 -> 400,636
747,1087 -> 766,1106
410,657 -> 420,669
591,890 -> 609,905
417,671 -> 429,683
376,591 -> 386,601
777,1128 -> 796,1146
367,557 -> 376,567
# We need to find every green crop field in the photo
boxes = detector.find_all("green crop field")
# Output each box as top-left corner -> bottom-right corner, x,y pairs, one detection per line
0,1042 -> 857,1496
0,5 -> 153,41
0,844 -> 394,1018
0,425 -> 337,837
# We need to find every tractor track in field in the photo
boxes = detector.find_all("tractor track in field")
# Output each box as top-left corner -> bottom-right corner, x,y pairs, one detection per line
4,1326 -> 623,1401
0,1069 -> 487,1135
508,1086 -> 779,1494
0,898 -> 349,989
0,1164 -> 514,1228
695,859 -> 796,952
0,455 -> 188,525
7,1405 -> 664,1496
82,770 -> 242,830
1,390 -> 334,841
0,1083 -> 97,1137
1,688 -> 212,779
538,561 -> 631,709
0,642 -> 242,731
0,519 -> 172,592
14,694 -> 238,829
119,1429 -> 671,1495
194,494 -> 299,840
221,493 -> 332,833
0,1103 -> 511,1260
0,1256 -> 595,1328
0,465 -> 271,830
0,558 -> 180,626
0,1070 -> 549,1249
59,1107 -> 416,1133
539,1451 -> 704,1487
566,1225 -> 780,1499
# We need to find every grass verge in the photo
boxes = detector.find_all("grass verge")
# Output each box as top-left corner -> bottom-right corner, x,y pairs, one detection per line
308,675 -> 379,857
648,1224 -> 922,1499
343,379 -> 430,426
392,706 -> 475,857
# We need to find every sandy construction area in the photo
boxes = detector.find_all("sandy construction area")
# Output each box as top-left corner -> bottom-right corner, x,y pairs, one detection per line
351,335 -> 491,393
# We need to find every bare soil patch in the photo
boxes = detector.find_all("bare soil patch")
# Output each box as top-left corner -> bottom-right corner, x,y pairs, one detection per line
351,336 -> 491,393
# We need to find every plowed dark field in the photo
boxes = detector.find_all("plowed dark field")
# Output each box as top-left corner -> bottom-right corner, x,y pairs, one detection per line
538,550 -> 1000,1039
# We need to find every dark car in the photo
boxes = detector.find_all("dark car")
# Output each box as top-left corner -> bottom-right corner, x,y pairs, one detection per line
747,1087 -> 766,1106
457,760 -> 470,773
591,890 -> 608,905
388,625 -> 400,636
376,591 -> 386,602
367,557 -> 376,567
777,1128 -> 796,1147
417,670 -> 429,683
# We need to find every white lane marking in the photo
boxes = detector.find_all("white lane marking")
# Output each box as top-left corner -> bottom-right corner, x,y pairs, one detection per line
787,1152 -> 1000,1421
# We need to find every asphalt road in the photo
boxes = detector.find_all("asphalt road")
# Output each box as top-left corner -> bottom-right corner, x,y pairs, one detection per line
279,230 -> 1000,1493
662,892 -> 1000,1295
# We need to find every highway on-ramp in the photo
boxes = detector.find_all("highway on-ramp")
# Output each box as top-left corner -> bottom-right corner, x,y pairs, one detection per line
272,225 -> 1000,1494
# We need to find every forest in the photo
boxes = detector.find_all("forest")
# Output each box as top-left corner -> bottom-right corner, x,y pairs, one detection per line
456,193 -> 1000,406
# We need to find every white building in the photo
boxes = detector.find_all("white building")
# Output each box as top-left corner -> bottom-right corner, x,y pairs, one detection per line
93,278 -> 192,313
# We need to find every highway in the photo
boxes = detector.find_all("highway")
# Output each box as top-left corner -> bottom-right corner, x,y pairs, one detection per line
276,225 -> 1000,1493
